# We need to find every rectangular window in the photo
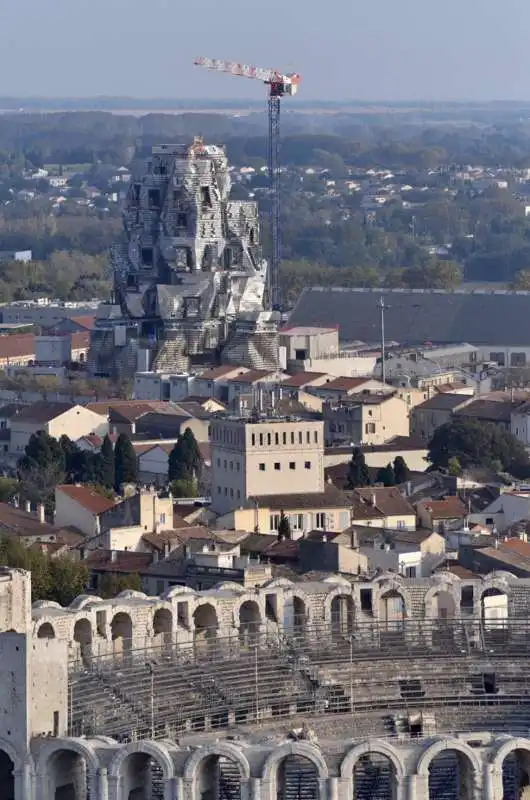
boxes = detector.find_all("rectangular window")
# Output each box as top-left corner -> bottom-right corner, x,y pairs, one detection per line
298,431 -> 303,444
305,461 -> 311,469
259,463 -> 266,471
274,463 -> 281,470
267,433 -> 272,445
224,487 -> 228,495
291,432 -> 295,444
160,513 -> 166,525
289,462 -> 296,470
365,423 -> 376,434
283,432 -> 287,445
316,512 -> 325,529
259,433 -> 264,445
230,461 -> 233,471
217,486 -> 221,494
314,431 -> 318,443
489,352 -> 505,366
275,432 -> 279,445
405,566 -> 417,578
270,514 -> 281,531
306,431 -> 311,443
251,433 -> 256,446
360,588 -> 373,612
511,352 -> 526,367
217,458 -> 220,467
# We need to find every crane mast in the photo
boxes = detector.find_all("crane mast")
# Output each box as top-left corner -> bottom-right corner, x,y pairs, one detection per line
194,57 -> 301,310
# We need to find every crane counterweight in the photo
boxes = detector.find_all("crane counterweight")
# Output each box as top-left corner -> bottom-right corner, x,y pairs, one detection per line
194,56 -> 301,310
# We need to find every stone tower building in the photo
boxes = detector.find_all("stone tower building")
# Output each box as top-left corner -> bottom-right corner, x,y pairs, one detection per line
88,138 -> 279,378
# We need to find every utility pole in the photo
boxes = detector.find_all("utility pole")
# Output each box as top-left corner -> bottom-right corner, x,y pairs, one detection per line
379,297 -> 387,385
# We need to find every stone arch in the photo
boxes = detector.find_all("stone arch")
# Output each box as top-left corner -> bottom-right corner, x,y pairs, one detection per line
109,740 -> 174,799
193,603 -> 218,645
37,622 -> 55,639
284,593 -> 308,634
237,600 -> 262,643
73,618 -> 92,664
153,607 -> 173,648
36,738 -> 100,800
262,743 -> 328,800
424,580 -> 460,620
492,737 -> 530,798
110,611 -> 133,658
481,585 -> 509,645
0,739 -> 24,800
330,593 -> 355,637
416,739 -> 482,800
69,594 -> 104,610
340,740 -> 405,780
183,742 -> 251,782
262,742 -> 329,782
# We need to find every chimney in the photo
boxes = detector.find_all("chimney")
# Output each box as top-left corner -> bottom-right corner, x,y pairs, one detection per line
163,541 -> 170,559
37,503 -> 45,524
110,550 -> 117,563
79,548 -> 85,561
350,529 -> 359,550
371,494 -> 376,507
25,500 -> 31,514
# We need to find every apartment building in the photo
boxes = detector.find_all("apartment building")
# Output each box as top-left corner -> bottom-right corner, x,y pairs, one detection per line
210,415 -> 324,515
323,393 -> 410,447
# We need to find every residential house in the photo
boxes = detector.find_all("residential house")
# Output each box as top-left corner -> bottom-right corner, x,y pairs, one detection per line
453,398 -> 516,431
0,333 -> 36,368
467,489 -> 530,533
225,369 -> 285,408
10,402 -> 108,457
350,487 -> 416,530
298,533 -> 369,575
54,485 -> 117,538
416,497 -> 468,532
411,393 -> 471,441
323,393 -> 410,447
511,400 -> 530,446
0,501 -> 84,548
193,365 -> 251,402
210,415 -> 325,516
309,377 -> 392,403
55,486 -> 174,551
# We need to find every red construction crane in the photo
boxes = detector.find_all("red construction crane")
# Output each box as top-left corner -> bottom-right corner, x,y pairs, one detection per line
194,57 -> 301,310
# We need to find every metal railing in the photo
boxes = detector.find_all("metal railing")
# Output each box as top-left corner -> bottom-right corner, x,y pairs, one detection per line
67,618 -> 530,741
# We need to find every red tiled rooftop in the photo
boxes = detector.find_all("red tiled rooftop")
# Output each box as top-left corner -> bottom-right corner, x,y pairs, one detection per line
56,485 -> 116,514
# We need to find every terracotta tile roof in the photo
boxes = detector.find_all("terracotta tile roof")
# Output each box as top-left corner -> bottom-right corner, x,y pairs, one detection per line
264,539 -> 300,559
84,549 -> 153,573
56,485 -> 116,514
281,372 -> 328,388
196,365 -> 248,380
226,369 -> 277,384
0,333 -> 35,360
71,331 -> 91,349
317,377 -> 373,392
0,502 -> 80,544
454,399 -> 514,424
251,484 -> 349,511
68,315 -> 96,331
109,401 -> 176,422
502,538 -> 530,557
419,496 -> 468,519
414,393 -> 470,411
354,487 -> 416,518
13,401 -> 74,423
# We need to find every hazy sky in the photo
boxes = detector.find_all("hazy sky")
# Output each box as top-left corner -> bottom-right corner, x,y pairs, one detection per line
0,0 -> 528,100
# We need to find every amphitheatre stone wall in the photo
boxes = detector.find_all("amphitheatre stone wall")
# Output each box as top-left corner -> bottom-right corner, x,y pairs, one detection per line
0,568 -> 529,798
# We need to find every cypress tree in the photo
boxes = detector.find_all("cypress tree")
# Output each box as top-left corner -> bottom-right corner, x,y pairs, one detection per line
347,447 -> 371,488
114,434 -> 137,490
393,455 -> 410,485
96,434 -> 115,490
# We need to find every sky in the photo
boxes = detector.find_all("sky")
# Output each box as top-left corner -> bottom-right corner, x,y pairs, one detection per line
0,0 -> 529,101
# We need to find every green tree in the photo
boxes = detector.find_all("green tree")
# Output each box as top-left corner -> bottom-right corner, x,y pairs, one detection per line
512,269 -> 530,290
168,429 -> 203,483
428,419 -> 530,478
347,447 -> 371,488
99,572 -> 142,598
0,536 -> 87,603
375,463 -> 396,487
114,434 -> 137,490
96,434 -> 115,489
447,456 -> 462,477
18,430 -> 65,505
277,510 -> 291,541
0,477 -> 20,503
393,456 -> 410,484
169,477 -> 198,498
